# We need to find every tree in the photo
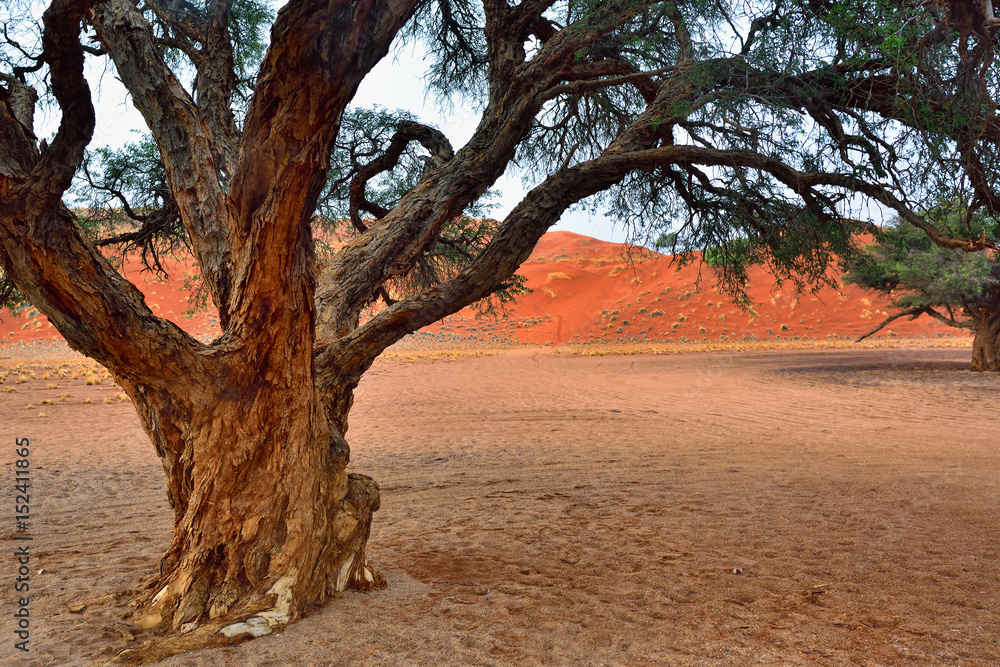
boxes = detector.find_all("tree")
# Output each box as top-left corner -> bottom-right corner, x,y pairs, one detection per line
845,208 -> 1000,370
2,0 -> 999,662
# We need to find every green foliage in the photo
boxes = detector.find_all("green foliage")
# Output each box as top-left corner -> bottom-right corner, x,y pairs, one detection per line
402,0 -> 489,102
653,232 -> 677,251
703,238 -> 751,268
229,1 -> 274,82
72,135 -> 189,275
844,208 -> 1000,320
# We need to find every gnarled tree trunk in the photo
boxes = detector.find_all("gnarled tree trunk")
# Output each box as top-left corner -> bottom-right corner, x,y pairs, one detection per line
109,368 -> 382,664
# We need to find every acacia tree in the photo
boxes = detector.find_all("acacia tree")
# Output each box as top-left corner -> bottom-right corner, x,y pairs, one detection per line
2,0 -> 1000,662
845,209 -> 1000,370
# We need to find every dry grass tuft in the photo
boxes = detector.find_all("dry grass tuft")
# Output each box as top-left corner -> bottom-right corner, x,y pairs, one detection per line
546,271 -> 572,281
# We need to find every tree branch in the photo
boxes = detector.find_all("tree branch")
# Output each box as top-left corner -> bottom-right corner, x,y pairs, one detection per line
348,119 -> 455,232
856,305 -> 974,342
193,0 -> 240,178
315,0 -> 660,344
92,0 -> 234,324
539,65 -> 672,105
0,3 -> 207,383
22,0 -> 99,218
222,0 -> 421,342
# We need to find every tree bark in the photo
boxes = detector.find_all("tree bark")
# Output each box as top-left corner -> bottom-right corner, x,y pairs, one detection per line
110,366 -> 383,665
970,306 -> 1000,371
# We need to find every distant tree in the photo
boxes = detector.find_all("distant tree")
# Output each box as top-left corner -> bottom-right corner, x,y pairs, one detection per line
845,209 -> 1000,370
2,0 -> 1000,663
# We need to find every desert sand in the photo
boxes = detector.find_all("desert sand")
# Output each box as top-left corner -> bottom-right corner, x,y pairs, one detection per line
2,344 -> 999,666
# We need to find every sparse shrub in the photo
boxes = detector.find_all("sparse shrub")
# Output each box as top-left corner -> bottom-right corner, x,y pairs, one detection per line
547,271 -> 571,281
649,310 -> 664,317
678,315 -> 687,322
780,324 -> 789,331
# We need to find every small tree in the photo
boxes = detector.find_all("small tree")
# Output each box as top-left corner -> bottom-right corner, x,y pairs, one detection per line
845,211 -> 1000,370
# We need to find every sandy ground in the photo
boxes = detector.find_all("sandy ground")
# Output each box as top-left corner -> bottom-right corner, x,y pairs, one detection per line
1,345 -> 999,666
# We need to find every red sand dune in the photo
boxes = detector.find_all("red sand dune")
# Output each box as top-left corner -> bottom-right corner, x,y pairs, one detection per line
0,231 -> 966,351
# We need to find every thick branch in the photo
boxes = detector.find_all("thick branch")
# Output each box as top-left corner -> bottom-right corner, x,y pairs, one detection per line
224,0 -> 420,342
23,0 -> 99,217
0,74 -> 38,136
92,0 -> 234,324
193,0 -> 240,177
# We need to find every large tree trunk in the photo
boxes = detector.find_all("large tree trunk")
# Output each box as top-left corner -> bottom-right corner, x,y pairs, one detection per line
109,369 -> 382,665
970,307 -> 1000,371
